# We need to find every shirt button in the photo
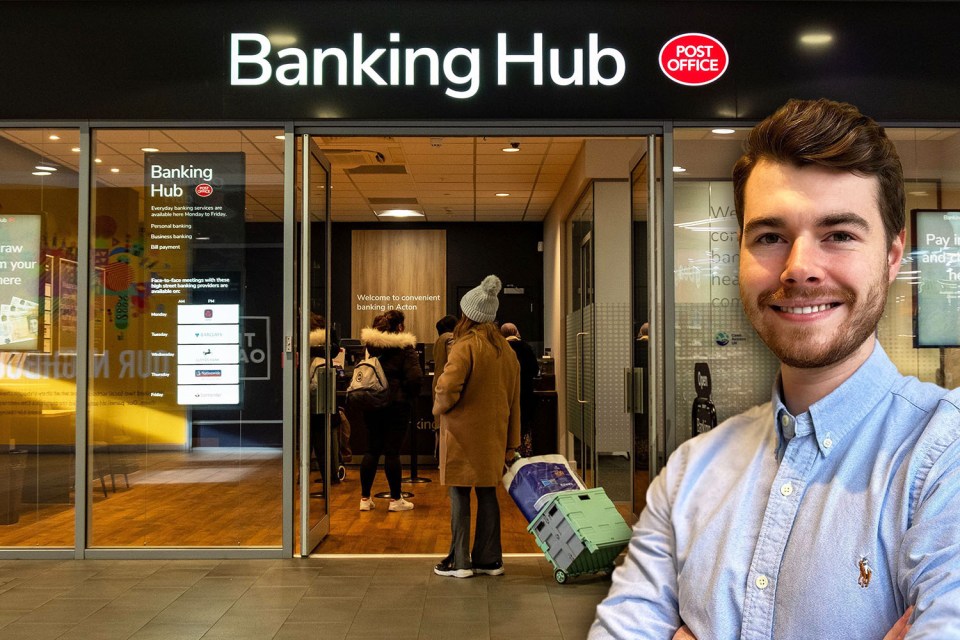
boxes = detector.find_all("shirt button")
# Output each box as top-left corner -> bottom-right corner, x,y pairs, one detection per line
755,575 -> 769,589
823,438 -> 834,449
780,414 -> 790,427
780,482 -> 793,497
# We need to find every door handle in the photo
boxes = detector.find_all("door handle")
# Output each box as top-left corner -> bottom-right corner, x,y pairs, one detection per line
624,367 -> 646,414
576,331 -> 588,405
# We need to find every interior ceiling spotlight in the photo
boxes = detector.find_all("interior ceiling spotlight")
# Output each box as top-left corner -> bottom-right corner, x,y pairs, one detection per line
502,141 -> 520,152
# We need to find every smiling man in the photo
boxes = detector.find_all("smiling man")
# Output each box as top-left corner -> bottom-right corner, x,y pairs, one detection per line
590,99 -> 960,639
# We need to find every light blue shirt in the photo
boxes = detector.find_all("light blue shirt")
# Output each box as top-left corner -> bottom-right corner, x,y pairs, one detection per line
590,343 -> 960,639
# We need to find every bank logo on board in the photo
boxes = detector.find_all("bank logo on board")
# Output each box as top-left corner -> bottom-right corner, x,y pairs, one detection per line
659,33 -> 728,86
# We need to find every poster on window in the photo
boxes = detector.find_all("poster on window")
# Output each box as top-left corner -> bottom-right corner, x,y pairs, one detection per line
143,152 -> 246,405
912,209 -> 960,347
0,214 -> 42,351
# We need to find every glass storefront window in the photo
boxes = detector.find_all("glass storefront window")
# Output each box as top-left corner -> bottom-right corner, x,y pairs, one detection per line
672,127 -> 960,446
0,128 -> 80,547
89,129 -> 285,547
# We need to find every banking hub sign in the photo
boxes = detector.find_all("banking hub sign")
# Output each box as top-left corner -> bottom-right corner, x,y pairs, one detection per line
229,31 -> 729,99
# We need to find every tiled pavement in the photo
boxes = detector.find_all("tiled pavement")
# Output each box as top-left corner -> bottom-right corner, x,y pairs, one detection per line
0,555 -> 611,639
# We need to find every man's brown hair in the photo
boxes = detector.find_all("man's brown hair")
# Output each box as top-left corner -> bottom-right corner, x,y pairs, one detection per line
732,98 -> 904,247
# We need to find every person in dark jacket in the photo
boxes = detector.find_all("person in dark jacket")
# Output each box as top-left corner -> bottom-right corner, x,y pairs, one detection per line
432,314 -> 457,397
500,322 -> 539,457
358,309 -> 422,512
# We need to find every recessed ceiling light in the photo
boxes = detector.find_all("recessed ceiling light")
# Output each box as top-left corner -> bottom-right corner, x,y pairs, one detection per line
909,191 -> 929,197
800,32 -> 833,46
268,34 -> 297,47
502,141 -> 520,152
110,168 -> 120,173
495,193 -> 510,197
32,171 -> 51,176
35,164 -> 57,172
711,128 -> 736,135
71,147 -> 80,153
94,158 -> 102,163
48,134 -> 60,141
673,166 -> 687,173
140,147 -> 159,153
376,209 -> 424,218
275,135 -> 285,140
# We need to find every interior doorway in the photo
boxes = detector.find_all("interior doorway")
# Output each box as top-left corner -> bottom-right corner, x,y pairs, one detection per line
293,132 -> 660,554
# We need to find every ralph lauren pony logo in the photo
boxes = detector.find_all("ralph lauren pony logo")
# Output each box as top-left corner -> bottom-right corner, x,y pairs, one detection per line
858,557 -> 872,588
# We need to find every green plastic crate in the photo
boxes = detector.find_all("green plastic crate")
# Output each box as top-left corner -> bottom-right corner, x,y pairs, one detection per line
526,488 -> 633,583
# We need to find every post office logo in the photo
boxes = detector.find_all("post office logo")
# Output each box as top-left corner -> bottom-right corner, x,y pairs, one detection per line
659,33 -> 729,86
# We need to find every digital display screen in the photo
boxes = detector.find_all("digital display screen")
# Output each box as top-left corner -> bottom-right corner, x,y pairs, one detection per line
912,209 -> 960,347
0,214 -> 42,351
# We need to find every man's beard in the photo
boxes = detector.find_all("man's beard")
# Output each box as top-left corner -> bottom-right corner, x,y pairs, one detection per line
740,268 -> 889,369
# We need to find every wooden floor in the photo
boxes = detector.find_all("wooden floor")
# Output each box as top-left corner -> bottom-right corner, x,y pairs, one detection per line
314,465 -> 543,554
0,450 -> 632,553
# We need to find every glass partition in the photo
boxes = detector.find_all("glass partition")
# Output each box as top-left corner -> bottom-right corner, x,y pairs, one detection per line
88,128 -> 285,547
671,127 -> 960,450
0,128 -> 80,547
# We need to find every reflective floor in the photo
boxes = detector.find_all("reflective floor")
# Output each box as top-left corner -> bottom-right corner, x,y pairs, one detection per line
0,555 -> 611,639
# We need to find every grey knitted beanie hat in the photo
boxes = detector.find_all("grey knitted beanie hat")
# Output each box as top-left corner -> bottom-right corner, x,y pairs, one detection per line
460,275 -> 502,323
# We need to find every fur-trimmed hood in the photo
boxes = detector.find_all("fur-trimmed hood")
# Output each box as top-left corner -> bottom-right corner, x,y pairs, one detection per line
309,328 -> 326,346
360,327 -> 418,348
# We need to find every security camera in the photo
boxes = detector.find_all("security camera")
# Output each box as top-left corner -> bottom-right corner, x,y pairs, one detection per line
375,152 -> 385,163
509,141 -> 520,150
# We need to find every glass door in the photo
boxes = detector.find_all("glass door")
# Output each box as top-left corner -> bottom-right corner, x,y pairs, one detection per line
298,136 -> 332,555
629,135 -> 664,518
565,188 -> 595,486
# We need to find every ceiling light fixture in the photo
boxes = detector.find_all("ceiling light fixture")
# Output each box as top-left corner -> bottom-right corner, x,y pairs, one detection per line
71,147 -> 81,153
800,32 -> 833,46
275,134 -> 285,140
673,166 -> 687,173
711,128 -> 736,135
48,134 -> 60,141
140,147 -> 159,153
94,158 -> 102,163
502,141 -> 520,152
376,209 -> 424,218
35,164 -> 58,172
495,193 -> 510,197
110,168 -> 120,173
32,171 -> 51,176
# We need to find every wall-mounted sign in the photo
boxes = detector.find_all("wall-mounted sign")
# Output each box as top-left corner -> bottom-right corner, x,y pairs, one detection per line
659,33 -> 728,86
0,214 -> 42,351
912,209 -> 960,347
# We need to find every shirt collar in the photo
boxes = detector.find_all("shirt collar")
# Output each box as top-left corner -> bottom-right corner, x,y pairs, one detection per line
771,341 -> 899,459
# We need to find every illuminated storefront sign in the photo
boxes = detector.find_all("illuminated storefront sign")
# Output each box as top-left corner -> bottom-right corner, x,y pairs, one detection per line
230,32 -> 626,99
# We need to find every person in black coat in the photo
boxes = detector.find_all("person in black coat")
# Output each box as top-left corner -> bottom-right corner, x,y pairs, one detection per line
500,322 -> 539,457
358,309 -> 422,512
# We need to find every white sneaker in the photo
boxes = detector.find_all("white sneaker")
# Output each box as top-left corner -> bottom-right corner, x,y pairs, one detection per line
359,498 -> 375,511
388,498 -> 414,512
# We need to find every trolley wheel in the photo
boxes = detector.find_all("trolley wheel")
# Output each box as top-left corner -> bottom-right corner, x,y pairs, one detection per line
337,465 -> 346,482
554,569 -> 568,584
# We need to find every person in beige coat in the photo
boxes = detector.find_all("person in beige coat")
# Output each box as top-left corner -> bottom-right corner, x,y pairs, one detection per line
433,275 -> 521,578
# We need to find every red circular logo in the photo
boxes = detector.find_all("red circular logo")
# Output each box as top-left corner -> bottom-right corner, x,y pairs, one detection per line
195,183 -> 213,197
659,33 -> 728,86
